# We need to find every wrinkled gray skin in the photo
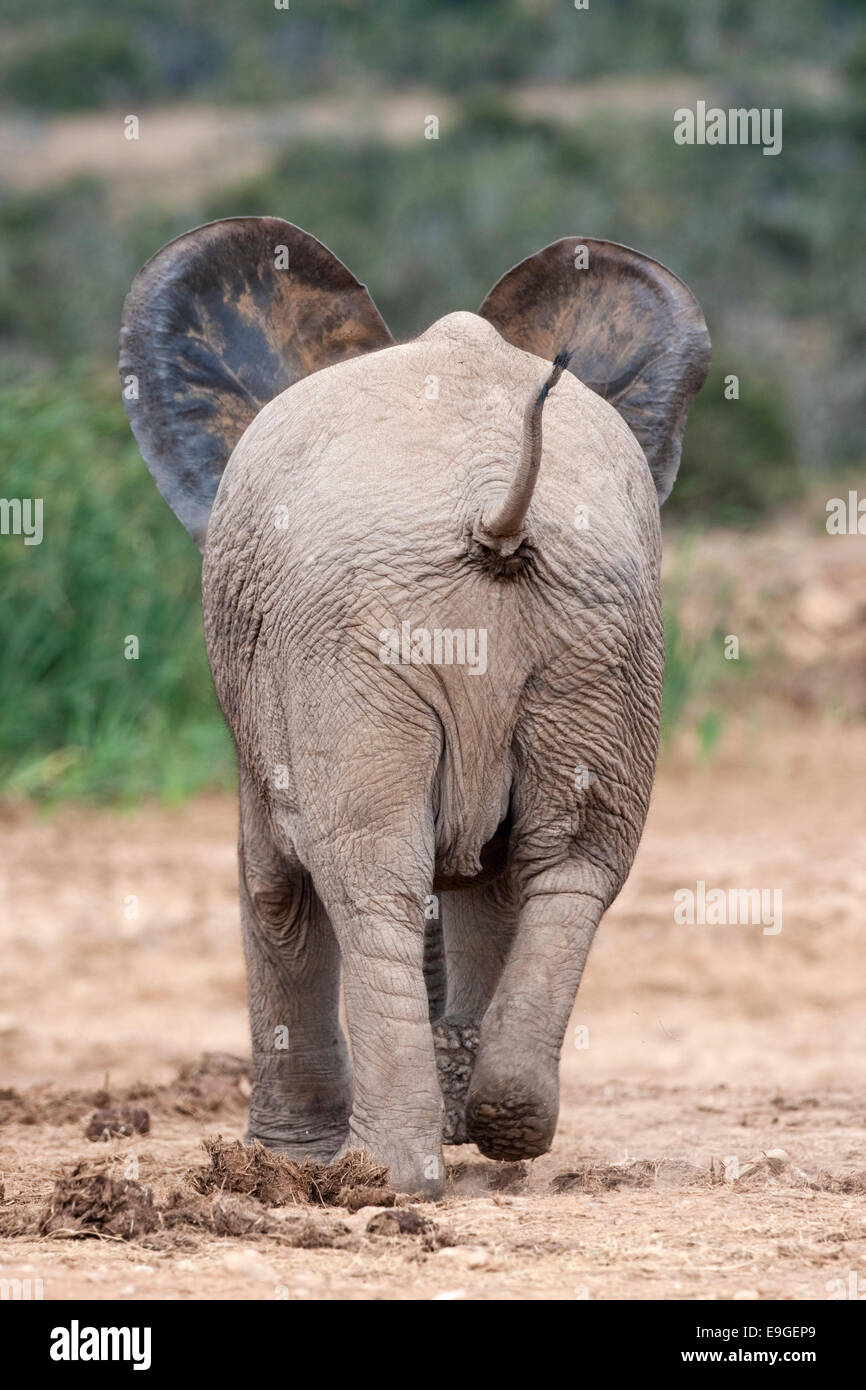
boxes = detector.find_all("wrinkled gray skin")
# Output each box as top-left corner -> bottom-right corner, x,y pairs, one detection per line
202,312 -> 663,1195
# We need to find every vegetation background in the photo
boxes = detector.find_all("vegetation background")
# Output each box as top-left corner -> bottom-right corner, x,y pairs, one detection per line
0,0 -> 863,800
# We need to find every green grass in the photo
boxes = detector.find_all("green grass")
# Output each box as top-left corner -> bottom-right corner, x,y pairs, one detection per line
660,540 -> 749,749
0,373 -> 234,802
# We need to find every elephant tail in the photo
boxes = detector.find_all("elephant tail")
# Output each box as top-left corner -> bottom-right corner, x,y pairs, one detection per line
472,349 -> 571,560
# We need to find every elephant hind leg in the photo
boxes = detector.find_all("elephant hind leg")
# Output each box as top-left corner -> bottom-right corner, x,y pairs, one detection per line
298,816 -> 446,1197
239,769 -> 352,1158
466,856 -> 614,1162
424,912 -> 485,1141
434,880 -> 517,1144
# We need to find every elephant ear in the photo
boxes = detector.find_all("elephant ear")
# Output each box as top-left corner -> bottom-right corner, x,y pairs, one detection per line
120,217 -> 394,547
479,237 -> 710,503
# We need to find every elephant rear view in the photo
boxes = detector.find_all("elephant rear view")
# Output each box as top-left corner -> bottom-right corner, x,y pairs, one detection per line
121,220 -> 709,1195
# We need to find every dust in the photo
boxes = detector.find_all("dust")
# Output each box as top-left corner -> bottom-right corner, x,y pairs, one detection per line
551,1158 -> 709,1193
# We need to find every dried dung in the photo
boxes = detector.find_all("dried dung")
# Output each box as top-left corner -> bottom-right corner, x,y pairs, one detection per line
85,1106 -> 150,1141
38,1162 -> 158,1239
189,1138 -> 393,1209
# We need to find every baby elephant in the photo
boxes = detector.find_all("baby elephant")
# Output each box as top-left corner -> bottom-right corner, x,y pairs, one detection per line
121,220 -> 709,1195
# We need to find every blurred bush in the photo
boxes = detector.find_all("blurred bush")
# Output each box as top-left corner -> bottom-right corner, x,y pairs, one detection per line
668,364 -> 797,524
2,26 -> 159,112
0,374 -> 234,801
1,0 -> 859,105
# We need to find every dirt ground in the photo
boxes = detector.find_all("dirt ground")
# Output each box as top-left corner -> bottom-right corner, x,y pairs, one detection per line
0,721 -> 864,1301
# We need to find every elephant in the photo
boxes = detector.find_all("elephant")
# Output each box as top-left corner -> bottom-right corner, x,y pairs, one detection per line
120,219 -> 709,1196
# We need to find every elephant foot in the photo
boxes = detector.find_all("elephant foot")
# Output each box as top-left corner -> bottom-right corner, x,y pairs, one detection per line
465,1067 -> 556,1161
337,1124 -> 445,1200
246,1125 -> 347,1162
246,1090 -> 349,1162
432,1015 -> 479,1144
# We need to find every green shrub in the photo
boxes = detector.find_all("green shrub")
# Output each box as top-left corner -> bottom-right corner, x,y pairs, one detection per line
668,362 -> 798,524
0,373 -> 234,801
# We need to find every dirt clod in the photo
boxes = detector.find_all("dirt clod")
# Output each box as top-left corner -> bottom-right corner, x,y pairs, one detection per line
0,1058 -> 254,1131
366,1208 -> 430,1236
339,1184 -> 396,1212
85,1106 -> 150,1141
38,1161 -> 158,1239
